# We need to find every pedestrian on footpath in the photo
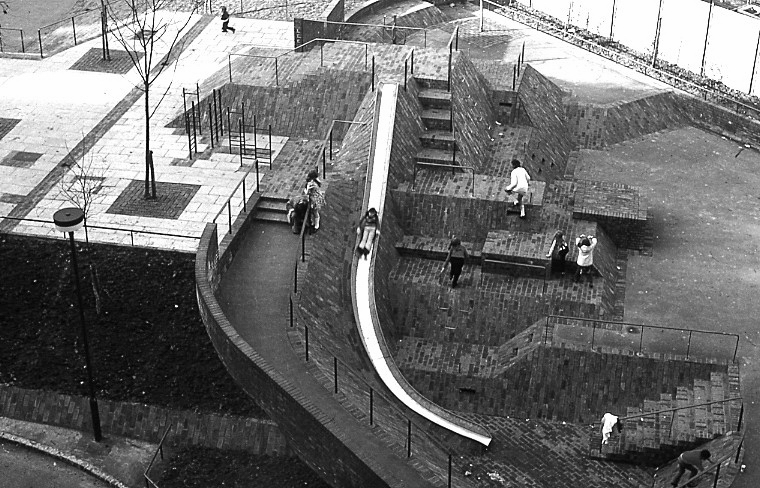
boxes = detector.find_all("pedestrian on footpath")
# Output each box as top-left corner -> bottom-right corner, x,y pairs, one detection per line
546,230 -> 569,275
600,412 -> 623,445
671,449 -> 711,487
574,233 -> 597,287
505,159 -> 530,219
442,237 -> 469,288
356,207 -> 380,258
221,6 -> 235,33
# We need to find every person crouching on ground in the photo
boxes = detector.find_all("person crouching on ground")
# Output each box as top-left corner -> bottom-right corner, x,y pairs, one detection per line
505,158 -> 530,219
442,237 -> 469,288
575,233 -> 597,287
600,412 -> 623,445
356,207 -> 380,258
671,449 -> 711,487
286,193 -> 310,234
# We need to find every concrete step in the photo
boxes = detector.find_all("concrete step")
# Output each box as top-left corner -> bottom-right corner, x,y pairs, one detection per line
418,88 -> 451,109
415,76 -> 449,91
416,147 -> 459,166
254,196 -> 288,223
419,129 -> 456,150
421,108 -> 452,131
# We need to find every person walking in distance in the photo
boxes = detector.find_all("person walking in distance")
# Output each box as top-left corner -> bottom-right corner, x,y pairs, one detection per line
221,6 -> 235,33
600,412 -> 623,445
505,159 -> 530,219
546,230 -> 569,275
574,233 -> 597,287
442,237 -> 469,288
671,449 -> 710,487
356,207 -> 380,258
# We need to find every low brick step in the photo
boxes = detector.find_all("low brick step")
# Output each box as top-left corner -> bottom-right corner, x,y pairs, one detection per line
254,196 -> 288,223
421,108 -> 452,131
414,76 -> 449,91
418,88 -> 451,109
419,130 -> 456,150
394,235 -> 481,261
416,147 -> 459,166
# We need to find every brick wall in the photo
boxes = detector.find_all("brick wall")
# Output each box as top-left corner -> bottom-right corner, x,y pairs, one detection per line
388,80 -> 425,190
401,345 -> 730,424
516,65 -> 575,182
451,53 -> 496,172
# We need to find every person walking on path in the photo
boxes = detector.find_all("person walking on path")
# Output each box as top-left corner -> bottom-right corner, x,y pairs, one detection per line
574,233 -> 597,287
221,6 -> 235,33
671,449 -> 711,487
442,237 -> 469,288
600,412 -> 623,445
546,230 -> 569,275
505,159 -> 530,219
356,207 -> 380,257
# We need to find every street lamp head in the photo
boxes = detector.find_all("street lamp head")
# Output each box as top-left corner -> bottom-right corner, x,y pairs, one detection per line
54,207 -> 85,233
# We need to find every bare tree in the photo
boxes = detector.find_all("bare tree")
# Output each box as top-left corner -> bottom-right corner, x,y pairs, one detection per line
59,137 -> 105,244
105,0 -> 199,199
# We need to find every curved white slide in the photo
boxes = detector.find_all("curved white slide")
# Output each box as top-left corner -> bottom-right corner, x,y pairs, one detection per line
354,83 -> 492,447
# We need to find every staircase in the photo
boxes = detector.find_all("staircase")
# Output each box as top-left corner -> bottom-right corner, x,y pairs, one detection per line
415,77 -> 460,169
253,196 -> 289,224
589,366 -> 742,466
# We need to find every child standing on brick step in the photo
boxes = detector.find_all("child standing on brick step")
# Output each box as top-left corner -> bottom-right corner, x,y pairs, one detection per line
505,158 -> 530,219
304,169 -> 323,231
574,233 -> 597,287
442,237 -> 469,288
546,230 -> 569,275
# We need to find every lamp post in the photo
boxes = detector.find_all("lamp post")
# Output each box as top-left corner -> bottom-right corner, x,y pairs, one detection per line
54,207 -> 102,442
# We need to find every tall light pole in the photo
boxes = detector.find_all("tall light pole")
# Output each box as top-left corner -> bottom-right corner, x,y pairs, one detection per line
54,207 -> 102,442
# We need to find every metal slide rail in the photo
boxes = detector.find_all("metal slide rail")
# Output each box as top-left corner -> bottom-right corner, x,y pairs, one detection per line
351,83 -> 492,447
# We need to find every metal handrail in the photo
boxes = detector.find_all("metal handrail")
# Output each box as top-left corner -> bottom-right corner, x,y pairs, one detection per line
211,159 -> 259,234
484,0 -> 760,120
412,161 -> 475,196
652,432 -> 745,488
143,423 -> 172,488
590,397 -> 743,428
228,38 -> 372,84
0,215 -> 199,244
545,314 -> 741,362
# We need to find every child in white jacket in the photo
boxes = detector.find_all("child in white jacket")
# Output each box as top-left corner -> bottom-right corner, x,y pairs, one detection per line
505,159 -> 530,218
575,234 -> 597,287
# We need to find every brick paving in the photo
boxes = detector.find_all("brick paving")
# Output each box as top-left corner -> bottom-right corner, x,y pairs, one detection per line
107,179 -> 200,219
0,118 -> 21,141
1,151 -> 42,168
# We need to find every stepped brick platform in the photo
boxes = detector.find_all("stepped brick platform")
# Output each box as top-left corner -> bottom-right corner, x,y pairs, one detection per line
573,179 -> 648,249
481,229 -> 551,277
394,235 -> 482,261
588,366 -> 741,466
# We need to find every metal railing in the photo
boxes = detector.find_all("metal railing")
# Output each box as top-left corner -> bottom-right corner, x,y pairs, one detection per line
0,215 -> 199,249
311,19 -> 429,48
143,423 -> 172,488
0,26 -> 25,53
446,25 -> 460,92
482,0 -> 760,120
652,432 -> 745,488
37,7 -> 102,58
228,38 -> 371,85
544,315 -> 740,363
211,160 -> 260,248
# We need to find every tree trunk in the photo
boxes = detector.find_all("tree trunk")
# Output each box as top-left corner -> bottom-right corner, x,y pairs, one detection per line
144,82 -> 154,199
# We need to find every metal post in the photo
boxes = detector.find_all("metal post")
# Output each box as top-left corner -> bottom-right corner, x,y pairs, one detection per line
369,388 -> 374,425
592,320 -> 596,349
513,65 -> 516,90
209,103 -> 214,149
652,17 -> 662,67
38,29 -> 43,58
448,47 -> 452,92
227,109 -> 232,153
289,295 -> 293,327
713,464 -> 720,488
242,178 -> 247,212
227,201 -> 232,233
700,0 -> 714,77
733,336 -> 739,363
480,0 -> 484,32
749,30 -> 760,95
186,114 -> 192,160
255,157 -> 260,193
329,129 -> 333,160
639,327 -> 644,354
333,357 -> 338,393
268,124 -> 272,166
372,56 -> 375,91
404,59 -> 408,91
275,58 -> 279,86
455,26 -> 459,51
424,29 -> 427,48
305,326 -> 309,361
609,0 -> 616,40
229,54 -> 232,82
365,44 -> 368,69
407,420 -> 412,457
735,438 -> 744,463
191,101 -> 197,154
196,84 -> 201,135
448,454 -> 452,488
218,88 -> 224,137
411,49 -> 414,74
322,148 -> 326,177
66,231 -> 102,442
253,115 -> 258,161
72,17 -> 77,45
686,331 -> 692,359
213,90 -> 219,142
294,262 -> 298,293
320,42 -> 323,67
737,403 -> 744,431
